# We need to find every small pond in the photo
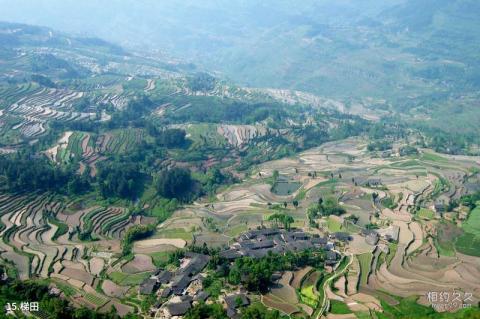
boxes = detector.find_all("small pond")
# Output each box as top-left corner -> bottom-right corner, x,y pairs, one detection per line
271,178 -> 301,195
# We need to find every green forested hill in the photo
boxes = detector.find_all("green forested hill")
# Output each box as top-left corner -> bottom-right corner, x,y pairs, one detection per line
1,1 -> 478,143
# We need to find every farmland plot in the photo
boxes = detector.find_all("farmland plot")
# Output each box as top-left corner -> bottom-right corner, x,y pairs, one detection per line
3,88 -> 95,139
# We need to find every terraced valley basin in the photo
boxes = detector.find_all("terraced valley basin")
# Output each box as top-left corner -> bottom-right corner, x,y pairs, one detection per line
1,3 -> 480,318
2,134 -> 480,318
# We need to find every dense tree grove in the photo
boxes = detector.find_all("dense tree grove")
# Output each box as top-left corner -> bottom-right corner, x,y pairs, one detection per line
399,145 -> 419,156
302,125 -> 330,149
187,72 -> 216,92
155,128 -> 187,148
184,302 -> 228,319
109,95 -> 153,127
307,197 -> 346,225
198,168 -> 237,195
185,302 -> 285,319
414,124 -> 474,155
97,162 -> 144,199
367,140 -> 392,151
155,167 -> 196,200
240,303 -> 285,319
0,152 -> 88,194
227,250 -> 325,293
121,224 -> 156,255
167,99 -> 290,124
459,191 -> 480,210
267,213 -> 294,230
31,74 -> 56,88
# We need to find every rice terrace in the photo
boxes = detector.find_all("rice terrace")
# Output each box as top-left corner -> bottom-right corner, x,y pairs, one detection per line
1,1 -> 480,319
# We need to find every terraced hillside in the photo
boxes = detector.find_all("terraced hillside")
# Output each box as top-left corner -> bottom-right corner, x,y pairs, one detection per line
45,128 -> 144,176
159,137 -> 480,316
0,21 -> 479,319
0,192 -> 159,314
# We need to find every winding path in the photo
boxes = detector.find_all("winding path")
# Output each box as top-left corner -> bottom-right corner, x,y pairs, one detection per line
317,251 -> 353,318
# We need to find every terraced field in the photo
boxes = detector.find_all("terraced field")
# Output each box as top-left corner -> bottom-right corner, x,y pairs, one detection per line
263,271 -> 314,316
158,137 -> 480,315
217,124 -> 268,147
455,204 -> 480,257
45,128 -> 144,176
3,132 -> 480,316
1,87 -> 96,140
0,192 -> 148,313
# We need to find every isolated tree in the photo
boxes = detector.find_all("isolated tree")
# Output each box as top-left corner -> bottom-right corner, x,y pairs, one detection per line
283,215 -> 294,230
283,201 -> 287,208
272,170 -> 279,181
268,213 -> 280,228
293,200 -> 299,208
268,213 -> 294,230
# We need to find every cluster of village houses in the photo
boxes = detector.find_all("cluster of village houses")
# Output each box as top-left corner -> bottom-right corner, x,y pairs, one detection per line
140,228 -> 343,318
141,225 -> 402,318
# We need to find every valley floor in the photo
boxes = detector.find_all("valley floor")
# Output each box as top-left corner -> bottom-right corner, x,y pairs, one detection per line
1,137 -> 480,318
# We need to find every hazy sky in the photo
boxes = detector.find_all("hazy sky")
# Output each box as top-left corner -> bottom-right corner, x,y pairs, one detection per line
0,0 -> 402,48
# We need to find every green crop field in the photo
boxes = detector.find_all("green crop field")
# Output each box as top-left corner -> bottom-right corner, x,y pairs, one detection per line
84,292 -> 108,307
327,216 -> 342,232
357,253 -> 373,286
109,271 -> 152,286
299,271 -> 321,308
461,204 -> 480,236
54,281 -> 79,297
156,228 -> 193,242
435,237 -> 456,257
418,208 -> 435,220
456,204 -> 480,257
377,295 -> 480,319
300,285 -> 317,307
386,243 -> 398,267
330,300 -> 352,314
149,251 -> 170,267
224,224 -> 248,238
186,123 -> 227,149
420,152 -> 449,163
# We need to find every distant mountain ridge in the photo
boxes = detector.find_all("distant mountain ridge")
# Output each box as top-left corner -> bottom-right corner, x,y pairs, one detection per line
0,1 -> 478,97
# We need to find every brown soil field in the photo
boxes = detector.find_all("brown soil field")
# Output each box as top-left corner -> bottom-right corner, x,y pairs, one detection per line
291,266 -> 313,289
121,254 -> 156,274
1,251 -> 29,280
326,314 -> 356,319
99,301 -> 133,317
269,272 -> 298,303
101,280 -> 129,298
89,257 -> 105,276
407,221 -> 423,255
261,295 -> 299,315
61,268 -> 94,286
133,238 -> 186,249
194,232 -> 231,248
333,275 -> 347,297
